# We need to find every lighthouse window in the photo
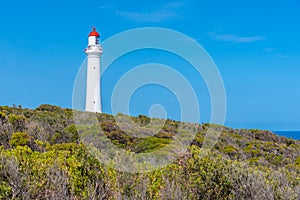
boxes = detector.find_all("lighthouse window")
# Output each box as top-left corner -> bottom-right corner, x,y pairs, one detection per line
96,37 -> 99,44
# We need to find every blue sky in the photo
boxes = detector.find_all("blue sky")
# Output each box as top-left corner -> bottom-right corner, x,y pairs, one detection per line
0,0 -> 300,131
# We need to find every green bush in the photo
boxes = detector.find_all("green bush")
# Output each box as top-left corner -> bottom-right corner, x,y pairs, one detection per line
10,132 -> 29,147
134,137 -> 171,153
8,114 -> 26,131
0,111 -> 7,123
223,145 -> 237,154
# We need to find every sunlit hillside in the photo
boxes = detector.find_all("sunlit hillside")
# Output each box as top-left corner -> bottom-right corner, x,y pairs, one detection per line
0,104 -> 299,199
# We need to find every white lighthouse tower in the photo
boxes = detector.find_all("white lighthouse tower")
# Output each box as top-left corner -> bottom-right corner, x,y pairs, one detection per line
85,27 -> 103,113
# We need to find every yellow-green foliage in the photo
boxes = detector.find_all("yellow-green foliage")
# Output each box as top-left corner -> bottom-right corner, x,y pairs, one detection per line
8,114 -> 25,124
0,111 -> 6,120
295,156 -> 300,167
224,145 -> 237,154
0,105 -> 299,199
9,132 -> 29,147
0,142 -> 299,199
134,137 -> 171,153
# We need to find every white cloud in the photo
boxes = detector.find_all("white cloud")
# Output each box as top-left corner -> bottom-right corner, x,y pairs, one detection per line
117,10 -> 178,23
164,1 -> 185,9
261,48 -> 289,58
117,1 -> 185,23
262,48 -> 276,52
207,31 -> 264,43
99,5 -> 112,9
279,54 -> 289,58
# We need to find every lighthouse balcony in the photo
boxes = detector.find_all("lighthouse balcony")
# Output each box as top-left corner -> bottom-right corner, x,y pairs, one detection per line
85,45 -> 103,55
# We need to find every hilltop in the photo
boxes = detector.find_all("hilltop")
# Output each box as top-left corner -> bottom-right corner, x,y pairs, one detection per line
0,104 -> 299,199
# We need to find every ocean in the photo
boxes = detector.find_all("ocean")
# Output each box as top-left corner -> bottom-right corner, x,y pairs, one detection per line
272,131 -> 300,140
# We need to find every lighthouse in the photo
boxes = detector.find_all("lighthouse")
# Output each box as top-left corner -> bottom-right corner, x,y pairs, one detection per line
85,28 -> 103,113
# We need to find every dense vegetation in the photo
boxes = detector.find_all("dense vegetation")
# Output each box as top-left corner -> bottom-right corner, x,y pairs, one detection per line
0,104 -> 299,199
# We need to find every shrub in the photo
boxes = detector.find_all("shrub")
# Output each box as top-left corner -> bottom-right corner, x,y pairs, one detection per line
10,132 -> 29,147
0,111 -> 7,123
223,145 -> 237,154
8,114 -> 26,132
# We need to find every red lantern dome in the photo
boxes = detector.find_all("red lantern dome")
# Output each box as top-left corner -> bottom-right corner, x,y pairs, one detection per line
89,27 -> 100,37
